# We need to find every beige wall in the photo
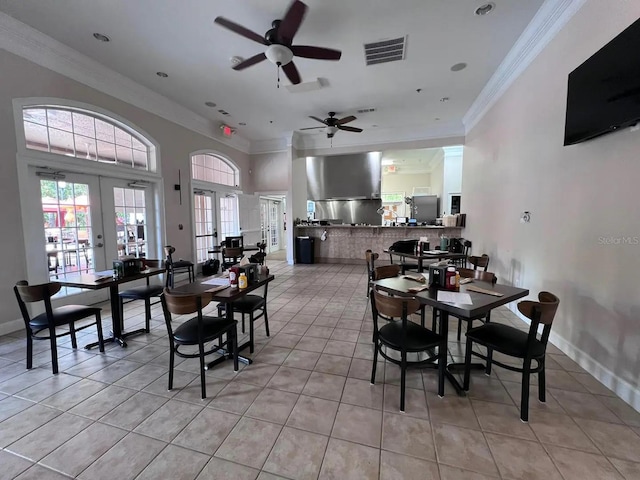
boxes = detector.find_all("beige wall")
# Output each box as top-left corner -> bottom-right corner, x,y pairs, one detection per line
0,50 -> 249,327
381,172 -> 432,197
463,1 -> 640,407
249,151 -> 290,193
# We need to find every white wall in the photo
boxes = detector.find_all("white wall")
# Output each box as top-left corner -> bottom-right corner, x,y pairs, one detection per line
0,50 -> 249,328
381,172 -> 431,197
431,151 -> 445,205
442,146 -> 463,215
249,151 -> 289,193
463,0 -> 640,409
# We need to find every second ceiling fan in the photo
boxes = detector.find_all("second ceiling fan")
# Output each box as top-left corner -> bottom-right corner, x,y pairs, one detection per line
214,0 -> 342,85
300,112 -> 364,138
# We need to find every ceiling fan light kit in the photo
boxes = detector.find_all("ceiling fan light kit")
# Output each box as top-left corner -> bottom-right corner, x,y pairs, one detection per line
265,44 -> 293,66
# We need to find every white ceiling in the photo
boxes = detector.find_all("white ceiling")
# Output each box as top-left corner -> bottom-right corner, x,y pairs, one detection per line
382,148 -> 443,174
0,0 -> 547,150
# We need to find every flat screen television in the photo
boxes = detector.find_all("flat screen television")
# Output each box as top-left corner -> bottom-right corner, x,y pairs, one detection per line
564,17 -> 640,146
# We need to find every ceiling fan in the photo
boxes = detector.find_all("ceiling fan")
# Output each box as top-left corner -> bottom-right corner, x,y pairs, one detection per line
300,112 -> 364,138
214,0 -> 342,86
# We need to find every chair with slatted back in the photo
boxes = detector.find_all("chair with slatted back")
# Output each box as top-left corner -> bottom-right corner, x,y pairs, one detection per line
371,287 -> 446,411
221,246 -> 244,271
161,288 -> 239,399
365,250 -> 379,297
388,239 -> 419,274
454,268 -> 497,340
118,259 -> 165,338
217,283 -> 270,353
164,246 -> 195,287
14,281 -> 104,374
464,292 -> 559,422
468,254 -> 490,271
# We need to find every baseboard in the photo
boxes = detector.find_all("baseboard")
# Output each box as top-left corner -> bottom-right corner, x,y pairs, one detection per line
507,304 -> 640,412
0,318 -> 24,336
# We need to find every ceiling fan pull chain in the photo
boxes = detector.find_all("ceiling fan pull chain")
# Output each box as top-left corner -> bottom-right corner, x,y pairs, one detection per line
277,64 -> 281,89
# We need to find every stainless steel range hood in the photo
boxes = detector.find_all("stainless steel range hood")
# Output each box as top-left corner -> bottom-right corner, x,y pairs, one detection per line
306,152 -> 381,200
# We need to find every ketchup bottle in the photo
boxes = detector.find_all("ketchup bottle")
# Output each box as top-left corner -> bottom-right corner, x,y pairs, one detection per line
446,266 -> 456,290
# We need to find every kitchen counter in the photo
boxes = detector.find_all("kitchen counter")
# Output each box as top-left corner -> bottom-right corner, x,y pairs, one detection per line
295,225 -> 464,264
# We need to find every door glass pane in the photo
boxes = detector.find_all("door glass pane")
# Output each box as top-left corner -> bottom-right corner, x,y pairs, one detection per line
42,179 -> 94,280
270,203 -> 279,247
114,187 -> 147,258
220,196 -> 237,243
194,194 -> 214,263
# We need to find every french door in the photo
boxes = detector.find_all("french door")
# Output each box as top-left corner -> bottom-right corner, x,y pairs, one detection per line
259,198 -> 282,253
28,168 -> 157,303
193,191 -> 217,263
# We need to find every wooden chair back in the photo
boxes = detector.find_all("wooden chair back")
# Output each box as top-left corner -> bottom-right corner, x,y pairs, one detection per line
162,288 -> 210,315
468,254 -> 490,271
372,265 -> 401,281
365,250 -> 379,277
14,281 -> 61,303
518,292 -> 560,326
142,259 -> 163,269
458,268 -> 497,284
373,289 -> 420,318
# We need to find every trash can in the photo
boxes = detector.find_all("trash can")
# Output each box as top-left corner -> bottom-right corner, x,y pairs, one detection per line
296,237 -> 315,264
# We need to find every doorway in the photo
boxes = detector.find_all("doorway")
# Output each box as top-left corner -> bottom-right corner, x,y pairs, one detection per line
27,168 -> 158,302
260,196 -> 286,255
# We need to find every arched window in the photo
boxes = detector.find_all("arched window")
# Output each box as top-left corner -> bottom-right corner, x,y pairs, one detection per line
22,106 -> 152,171
191,153 -> 238,187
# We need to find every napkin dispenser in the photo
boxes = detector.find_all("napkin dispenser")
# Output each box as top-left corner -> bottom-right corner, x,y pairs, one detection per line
239,263 -> 259,283
428,264 -> 449,288
113,257 -> 142,278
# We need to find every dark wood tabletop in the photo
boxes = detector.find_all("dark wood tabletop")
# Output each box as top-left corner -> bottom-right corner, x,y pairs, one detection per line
170,273 -> 274,302
56,267 -> 165,290
383,249 -> 467,261
373,276 -> 529,318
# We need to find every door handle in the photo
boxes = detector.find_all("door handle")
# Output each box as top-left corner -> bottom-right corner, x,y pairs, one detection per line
95,243 -> 104,248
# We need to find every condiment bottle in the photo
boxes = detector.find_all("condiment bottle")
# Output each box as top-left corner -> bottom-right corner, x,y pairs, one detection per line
446,266 -> 457,290
229,267 -> 239,287
455,270 -> 460,290
238,272 -> 248,290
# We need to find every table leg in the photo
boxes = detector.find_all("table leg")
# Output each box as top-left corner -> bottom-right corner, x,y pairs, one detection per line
205,302 -> 252,369
84,283 -> 129,349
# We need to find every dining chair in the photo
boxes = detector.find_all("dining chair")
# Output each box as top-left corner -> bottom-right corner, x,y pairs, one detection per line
452,239 -> 471,268
372,264 -> 428,327
463,291 -> 560,422
118,259 -> 164,336
221,246 -> 244,271
468,254 -> 490,271
161,288 -> 239,399
47,251 -> 60,278
164,245 -> 195,288
370,287 -> 446,411
388,239 -> 419,274
364,249 -> 379,297
453,268 -> 497,340
217,283 -> 270,352
14,280 -> 105,374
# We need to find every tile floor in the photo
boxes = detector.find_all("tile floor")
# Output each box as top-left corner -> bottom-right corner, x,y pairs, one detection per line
1,262 -> 640,480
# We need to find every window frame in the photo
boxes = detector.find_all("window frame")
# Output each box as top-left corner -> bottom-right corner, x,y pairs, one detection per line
190,152 -> 240,188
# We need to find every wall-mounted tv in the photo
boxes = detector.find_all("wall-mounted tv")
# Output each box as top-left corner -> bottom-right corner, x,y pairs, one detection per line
564,17 -> 640,146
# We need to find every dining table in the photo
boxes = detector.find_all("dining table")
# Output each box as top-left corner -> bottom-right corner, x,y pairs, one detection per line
372,276 -> 529,395
383,249 -> 467,272
56,267 -> 165,349
170,273 -> 274,368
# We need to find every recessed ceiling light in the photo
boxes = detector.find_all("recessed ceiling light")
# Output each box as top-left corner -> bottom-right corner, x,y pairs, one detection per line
239,122 -> 247,126
93,33 -> 110,42
440,97 -> 450,102
475,3 -> 495,16
372,124 -> 378,128
450,62 -> 467,72
435,117 -> 441,121
156,72 -> 168,78
416,88 -> 423,93
204,101 -> 217,108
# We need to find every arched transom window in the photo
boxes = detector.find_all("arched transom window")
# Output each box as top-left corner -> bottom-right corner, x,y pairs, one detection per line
191,153 -> 238,187
22,106 -> 152,171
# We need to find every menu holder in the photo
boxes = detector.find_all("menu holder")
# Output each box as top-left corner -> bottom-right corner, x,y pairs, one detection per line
465,285 -> 504,297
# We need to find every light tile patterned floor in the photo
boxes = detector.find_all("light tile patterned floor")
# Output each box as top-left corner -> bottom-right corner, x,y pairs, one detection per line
1,261 -> 640,479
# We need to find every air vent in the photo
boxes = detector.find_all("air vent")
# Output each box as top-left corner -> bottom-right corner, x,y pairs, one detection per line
357,108 -> 376,114
218,109 -> 230,116
364,36 -> 406,66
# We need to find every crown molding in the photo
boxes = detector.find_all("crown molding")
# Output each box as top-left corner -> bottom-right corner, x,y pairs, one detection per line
0,12 -> 251,154
463,0 -> 587,133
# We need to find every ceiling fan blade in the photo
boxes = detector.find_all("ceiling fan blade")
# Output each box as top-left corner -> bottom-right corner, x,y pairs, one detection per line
338,125 -> 363,133
299,126 -> 325,130
277,0 -> 308,45
337,115 -> 357,125
282,61 -> 302,84
291,45 -> 342,60
309,116 -> 327,125
214,17 -> 268,45
232,52 -> 267,70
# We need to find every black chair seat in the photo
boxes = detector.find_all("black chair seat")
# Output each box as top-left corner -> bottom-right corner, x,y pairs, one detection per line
379,320 -> 443,352
228,295 -> 265,313
173,316 -> 236,344
29,305 -> 102,328
119,284 -> 164,299
173,260 -> 194,268
466,323 -> 545,358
